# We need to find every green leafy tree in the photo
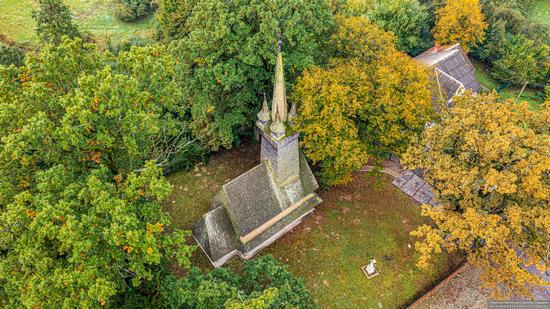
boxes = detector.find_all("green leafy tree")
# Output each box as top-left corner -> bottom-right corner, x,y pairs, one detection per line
162,255 -> 315,308
490,34 -> 549,86
404,92 -> 549,299
156,0 -> 197,41
32,0 -> 80,44
0,38 -> 195,307
473,0 -> 549,84
0,43 -> 25,67
368,0 -> 432,55
114,0 -> 156,22
169,0 -> 336,150
294,17 -> 433,185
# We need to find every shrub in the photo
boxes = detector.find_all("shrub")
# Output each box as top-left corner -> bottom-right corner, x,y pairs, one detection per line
114,0 -> 156,22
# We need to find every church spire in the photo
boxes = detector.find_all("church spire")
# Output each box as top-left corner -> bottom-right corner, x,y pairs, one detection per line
270,39 -> 288,138
256,92 -> 270,127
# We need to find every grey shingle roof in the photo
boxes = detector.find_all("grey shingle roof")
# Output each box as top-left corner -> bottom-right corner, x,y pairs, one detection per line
415,44 -> 481,101
193,148 -> 321,268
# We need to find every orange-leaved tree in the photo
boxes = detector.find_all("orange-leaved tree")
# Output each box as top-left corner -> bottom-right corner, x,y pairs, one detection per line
293,16 -> 433,186
433,0 -> 487,52
404,92 -> 550,298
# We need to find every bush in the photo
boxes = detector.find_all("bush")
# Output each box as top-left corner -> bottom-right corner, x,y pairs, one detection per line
114,0 -> 156,22
0,43 -> 24,67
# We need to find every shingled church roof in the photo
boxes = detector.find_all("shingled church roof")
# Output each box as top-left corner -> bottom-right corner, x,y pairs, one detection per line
415,44 -> 481,102
193,152 -> 321,267
193,44 -> 322,268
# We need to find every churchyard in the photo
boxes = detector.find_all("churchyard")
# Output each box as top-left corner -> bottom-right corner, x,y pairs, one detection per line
164,143 -> 462,307
1,0 -> 547,307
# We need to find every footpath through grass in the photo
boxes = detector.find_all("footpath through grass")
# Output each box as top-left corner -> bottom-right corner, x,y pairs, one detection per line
0,0 -> 155,44
164,143 -> 462,308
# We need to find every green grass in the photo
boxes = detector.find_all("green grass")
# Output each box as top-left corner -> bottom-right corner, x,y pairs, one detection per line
164,144 -> 461,308
528,0 -> 550,26
0,0 -> 155,44
471,58 -> 545,110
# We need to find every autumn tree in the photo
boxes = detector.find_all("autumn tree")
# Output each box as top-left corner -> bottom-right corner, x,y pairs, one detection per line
0,38 -> 195,307
32,0 -> 80,44
433,0 -> 487,52
404,92 -> 549,298
294,17 -> 433,185
167,0 -> 336,150
368,0 -> 432,55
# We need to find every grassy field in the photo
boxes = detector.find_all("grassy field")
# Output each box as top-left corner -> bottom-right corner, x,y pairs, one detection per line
164,143 -> 462,308
0,0 -> 155,44
471,59 -> 545,110
529,0 -> 550,26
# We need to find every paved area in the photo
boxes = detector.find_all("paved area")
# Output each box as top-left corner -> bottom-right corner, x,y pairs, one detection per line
392,170 -> 438,206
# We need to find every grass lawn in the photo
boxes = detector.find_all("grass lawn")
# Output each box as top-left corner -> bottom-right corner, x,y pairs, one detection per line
0,0 -> 155,44
164,143 -> 462,308
528,0 -> 550,26
471,58 -> 545,110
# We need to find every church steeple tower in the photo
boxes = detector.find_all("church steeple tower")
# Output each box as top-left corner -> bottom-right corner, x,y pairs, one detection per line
269,40 -> 287,139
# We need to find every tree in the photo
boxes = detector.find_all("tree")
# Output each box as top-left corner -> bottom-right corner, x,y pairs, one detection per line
0,38 -> 195,307
156,0 -> 197,41
490,34 -> 549,86
114,0 -> 156,22
433,0 -> 487,52
32,0 -> 80,44
294,17 -> 433,186
368,0 -> 432,55
404,92 -> 549,298
168,0 -> 336,150
163,255 -> 315,308
473,0 -> 550,85
0,43 -> 25,67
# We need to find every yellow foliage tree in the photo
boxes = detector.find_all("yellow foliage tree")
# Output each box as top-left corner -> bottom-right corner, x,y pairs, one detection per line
433,0 -> 487,52
293,17 -> 433,185
404,92 -> 550,298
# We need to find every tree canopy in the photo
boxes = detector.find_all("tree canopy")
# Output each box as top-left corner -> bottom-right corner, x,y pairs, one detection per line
0,38 -> 195,307
490,34 -> 549,86
163,255 -> 315,308
368,0 -> 432,55
473,0 -> 550,86
294,17 -> 433,186
404,92 -> 549,298
164,0 -> 336,150
433,0 -> 487,52
32,0 -> 81,44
